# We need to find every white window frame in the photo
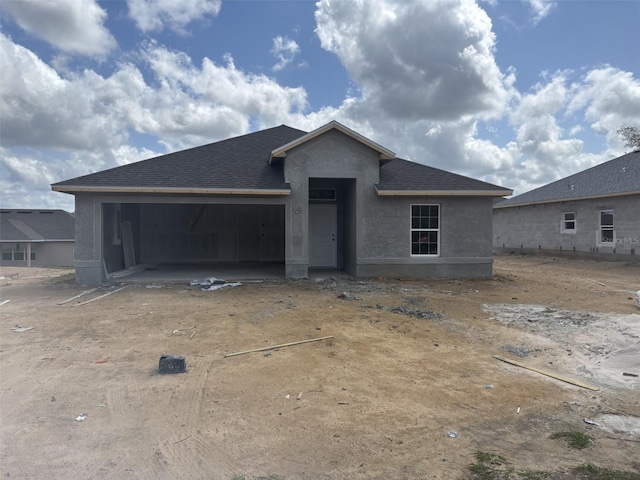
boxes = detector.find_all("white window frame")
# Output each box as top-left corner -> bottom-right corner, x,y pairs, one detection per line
597,209 -> 615,246
410,204 -> 440,256
1,242 -> 34,261
561,212 -> 576,234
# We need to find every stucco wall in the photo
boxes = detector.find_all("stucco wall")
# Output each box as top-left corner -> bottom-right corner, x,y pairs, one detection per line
74,194 -> 103,285
358,196 -> 494,278
283,130 -> 495,278
493,194 -> 640,260
284,129 -> 380,278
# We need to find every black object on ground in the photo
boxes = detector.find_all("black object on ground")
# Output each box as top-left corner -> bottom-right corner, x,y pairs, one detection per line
158,354 -> 187,374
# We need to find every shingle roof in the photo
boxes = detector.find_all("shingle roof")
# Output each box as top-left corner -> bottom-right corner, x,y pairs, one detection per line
52,125 -> 307,192
495,151 -> 640,208
377,158 -> 511,194
51,122 -> 511,196
0,210 -> 75,242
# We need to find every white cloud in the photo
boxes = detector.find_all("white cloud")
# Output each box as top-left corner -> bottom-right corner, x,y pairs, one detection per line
0,33 -> 125,150
314,0 -> 516,121
0,0 -> 115,56
528,0 -> 556,25
0,34 -> 312,209
126,0 -> 221,33
568,67 -> 640,147
271,35 -> 300,71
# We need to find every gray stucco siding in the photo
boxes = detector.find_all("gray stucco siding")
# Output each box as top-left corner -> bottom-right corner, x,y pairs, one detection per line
360,196 -> 494,259
494,194 -> 640,258
283,129 -> 381,277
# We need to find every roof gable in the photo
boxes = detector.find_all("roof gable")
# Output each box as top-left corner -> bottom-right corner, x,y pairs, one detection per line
496,151 -> 640,208
0,210 -> 75,242
269,120 -> 395,164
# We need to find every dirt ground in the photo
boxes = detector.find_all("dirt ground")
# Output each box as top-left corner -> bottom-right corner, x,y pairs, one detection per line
1,255 -> 639,479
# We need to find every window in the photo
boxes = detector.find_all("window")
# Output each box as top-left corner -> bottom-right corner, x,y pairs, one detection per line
561,212 -> 576,233
599,210 -> 614,245
1,243 -> 33,261
13,243 -> 24,261
309,188 -> 336,201
411,205 -> 439,255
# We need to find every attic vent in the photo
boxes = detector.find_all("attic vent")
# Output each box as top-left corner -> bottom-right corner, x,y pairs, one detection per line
39,211 -> 53,214
0,210 -> 11,214
18,211 -> 32,214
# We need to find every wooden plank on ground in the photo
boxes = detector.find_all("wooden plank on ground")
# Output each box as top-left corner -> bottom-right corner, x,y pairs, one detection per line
72,286 -> 128,307
224,336 -> 334,358
493,355 -> 599,391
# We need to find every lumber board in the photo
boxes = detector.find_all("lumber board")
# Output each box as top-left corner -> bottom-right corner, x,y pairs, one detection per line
493,355 -> 599,391
72,286 -> 128,307
57,288 -> 98,305
224,336 -> 333,358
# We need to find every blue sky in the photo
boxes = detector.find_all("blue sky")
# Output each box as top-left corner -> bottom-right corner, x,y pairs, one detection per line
1,0 -> 639,211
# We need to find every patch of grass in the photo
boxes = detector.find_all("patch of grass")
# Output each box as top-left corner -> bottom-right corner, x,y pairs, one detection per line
549,431 -> 593,449
464,451 -> 550,480
573,464 -> 640,480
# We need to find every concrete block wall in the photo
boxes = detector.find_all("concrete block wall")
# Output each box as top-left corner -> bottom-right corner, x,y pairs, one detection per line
494,195 -> 640,259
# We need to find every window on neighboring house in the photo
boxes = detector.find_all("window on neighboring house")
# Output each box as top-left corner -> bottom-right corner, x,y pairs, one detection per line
599,210 -> 614,245
1,244 -> 12,261
13,243 -> 25,261
1,243 -> 33,261
411,204 -> 439,255
562,212 -> 576,233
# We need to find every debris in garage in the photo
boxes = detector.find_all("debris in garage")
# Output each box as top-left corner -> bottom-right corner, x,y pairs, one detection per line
190,277 -> 242,291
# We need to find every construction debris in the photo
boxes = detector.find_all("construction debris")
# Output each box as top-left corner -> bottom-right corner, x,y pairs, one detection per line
190,277 -> 242,291
72,286 -> 128,307
224,336 -> 334,358
57,288 -> 98,305
11,325 -> 33,333
493,355 -> 600,391
158,354 -> 187,374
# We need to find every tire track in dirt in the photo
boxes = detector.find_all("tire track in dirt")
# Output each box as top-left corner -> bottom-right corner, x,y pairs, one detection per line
144,430 -> 240,479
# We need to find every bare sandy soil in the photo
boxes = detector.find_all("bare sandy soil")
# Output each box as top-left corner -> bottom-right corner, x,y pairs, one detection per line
1,255 -> 639,479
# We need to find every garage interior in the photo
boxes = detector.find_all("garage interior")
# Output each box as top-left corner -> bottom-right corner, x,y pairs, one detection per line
101,202 -> 286,281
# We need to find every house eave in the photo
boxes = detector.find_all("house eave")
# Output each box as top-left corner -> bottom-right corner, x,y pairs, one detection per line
376,188 -> 513,197
51,185 -> 291,196
0,239 -> 74,243
494,190 -> 640,209
269,120 -> 395,164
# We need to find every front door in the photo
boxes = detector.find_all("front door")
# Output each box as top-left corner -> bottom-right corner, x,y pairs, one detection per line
309,204 -> 337,267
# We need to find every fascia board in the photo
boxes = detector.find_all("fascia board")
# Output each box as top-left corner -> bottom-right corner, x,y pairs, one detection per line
51,185 -> 291,195
494,190 -> 640,209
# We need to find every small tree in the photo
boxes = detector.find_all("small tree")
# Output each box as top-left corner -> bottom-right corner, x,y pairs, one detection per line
617,126 -> 640,151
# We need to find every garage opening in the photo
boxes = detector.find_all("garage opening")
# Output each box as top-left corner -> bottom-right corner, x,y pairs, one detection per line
102,203 -> 285,278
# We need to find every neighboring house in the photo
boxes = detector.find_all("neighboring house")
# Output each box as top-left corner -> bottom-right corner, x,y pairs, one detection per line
51,121 -> 511,286
494,151 -> 640,260
0,209 -> 75,267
